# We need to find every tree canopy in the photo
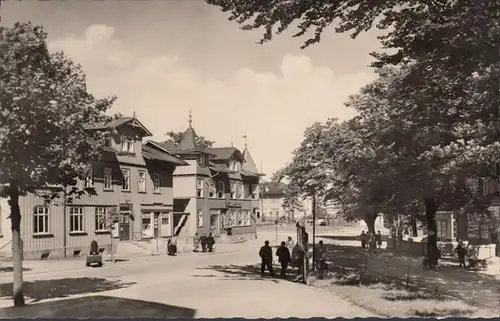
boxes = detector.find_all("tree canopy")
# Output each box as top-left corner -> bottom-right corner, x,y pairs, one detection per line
165,131 -> 215,148
0,22 -> 116,306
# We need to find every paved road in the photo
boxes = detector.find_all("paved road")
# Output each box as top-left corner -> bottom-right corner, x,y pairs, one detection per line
1,242 -> 374,318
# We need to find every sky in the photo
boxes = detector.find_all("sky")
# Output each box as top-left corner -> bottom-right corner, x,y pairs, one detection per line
1,0 -> 381,177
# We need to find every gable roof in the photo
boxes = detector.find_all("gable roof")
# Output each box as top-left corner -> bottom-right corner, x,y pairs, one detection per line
242,146 -> 261,174
207,147 -> 245,162
142,144 -> 188,166
90,117 -> 153,137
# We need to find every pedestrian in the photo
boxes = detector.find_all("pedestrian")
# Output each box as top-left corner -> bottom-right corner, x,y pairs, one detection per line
455,242 -> 467,269
200,233 -> 207,253
276,241 -> 291,278
259,240 -> 275,277
286,236 -> 294,256
207,233 -> 215,252
193,233 -> 200,252
314,240 -> 327,274
292,242 -> 305,277
360,231 -> 367,249
376,230 -> 382,249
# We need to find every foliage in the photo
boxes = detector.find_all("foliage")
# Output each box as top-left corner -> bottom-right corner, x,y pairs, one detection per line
165,131 -> 215,148
0,22 -> 116,306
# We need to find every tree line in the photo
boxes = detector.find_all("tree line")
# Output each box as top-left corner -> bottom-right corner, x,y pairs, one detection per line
206,0 -> 500,251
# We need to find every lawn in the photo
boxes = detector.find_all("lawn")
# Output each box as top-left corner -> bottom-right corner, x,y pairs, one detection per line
309,272 -> 497,317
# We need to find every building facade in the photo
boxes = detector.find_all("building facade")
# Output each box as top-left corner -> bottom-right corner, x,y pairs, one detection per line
0,116 -> 186,259
145,118 -> 262,242
260,182 -> 313,223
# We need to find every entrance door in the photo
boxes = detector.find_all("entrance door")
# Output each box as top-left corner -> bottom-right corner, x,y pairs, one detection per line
153,212 -> 160,238
210,212 -> 220,236
119,213 -> 131,241
160,212 -> 172,237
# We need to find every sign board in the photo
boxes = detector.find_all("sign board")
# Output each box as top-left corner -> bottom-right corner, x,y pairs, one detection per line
227,202 -> 242,209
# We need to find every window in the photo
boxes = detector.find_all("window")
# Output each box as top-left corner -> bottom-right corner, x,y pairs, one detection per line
95,207 -> 107,231
238,210 -> 250,226
230,181 -> 236,199
153,173 -> 161,193
138,170 -> 146,192
227,210 -> 237,227
197,209 -> 203,227
142,216 -> 152,236
104,167 -> 113,190
236,210 -> 243,226
122,168 -> 130,191
216,181 -> 225,198
161,217 -> 169,225
208,180 -> 216,198
243,184 -> 251,199
84,167 -> 94,188
33,206 -> 49,234
235,182 -> 243,199
436,220 -> 450,240
251,184 -> 258,199
121,136 -> 135,154
199,155 -> 207,167
196,179 -> 204,197
69,207 -> 84,232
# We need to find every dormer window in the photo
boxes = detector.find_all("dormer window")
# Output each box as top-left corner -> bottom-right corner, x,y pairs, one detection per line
199,155 -> 207,167
121,136 -> 135,154
230,161 -> 239,171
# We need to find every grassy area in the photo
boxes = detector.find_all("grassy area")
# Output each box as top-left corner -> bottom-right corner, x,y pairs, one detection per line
310,272 -> 497,317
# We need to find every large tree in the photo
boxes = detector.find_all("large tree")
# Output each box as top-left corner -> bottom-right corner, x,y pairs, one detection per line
165,131 -> 215,148
0,23 -> 115,306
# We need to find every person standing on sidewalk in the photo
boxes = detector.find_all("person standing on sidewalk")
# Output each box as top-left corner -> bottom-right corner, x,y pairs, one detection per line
206,233 -> 215,252
276,241 -> 292,278
455,242 -> 467,269
200,233 -> 207,253
360,231 -> 368,249
259,240 -> 275,277
193,233 -> 201,252
376,231 -> 383,249
286,236 -> 295,256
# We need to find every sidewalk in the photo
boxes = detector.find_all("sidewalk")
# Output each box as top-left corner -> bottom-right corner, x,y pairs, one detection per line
323,242 -> 500,312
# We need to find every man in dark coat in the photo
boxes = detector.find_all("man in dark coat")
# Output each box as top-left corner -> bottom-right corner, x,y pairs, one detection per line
200,234 -> 207,253
276,241 -> 292,278
455,242 -> 467,268
259,240 -> 275,277
206,233 -> 215,252
292,243 -> 305,276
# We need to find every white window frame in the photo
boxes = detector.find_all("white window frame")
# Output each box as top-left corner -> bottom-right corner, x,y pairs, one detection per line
84,167 -> 94,188
227,210 -> 237,227
208,179 -> 216,198
216,181 -> 225,199
153,173 -> 161,193
95,207 -> 108,231
197,209 -> 203,227
33,206 -> 50,234
103,167 -> 113,190
230,181 -> 236,199
122,168 -> 131,191
197,179 -> 204,198
69,207 -> 85,232
121,136 -> 135,154
138,170 -> 147,192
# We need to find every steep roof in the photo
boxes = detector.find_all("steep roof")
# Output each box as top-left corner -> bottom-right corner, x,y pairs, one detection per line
142,144 -> 188,166
206,147 -> 244,162
90,117 -> 153,137
242,146 -> 259,174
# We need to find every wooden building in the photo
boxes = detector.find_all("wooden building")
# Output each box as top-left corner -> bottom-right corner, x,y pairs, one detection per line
144,115 -> 263,242
0,116 -> 187,259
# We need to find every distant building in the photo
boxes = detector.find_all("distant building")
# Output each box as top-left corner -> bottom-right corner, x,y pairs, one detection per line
260,182 -> 312,222
0,116 -> 187,259
144,115 -> 263,242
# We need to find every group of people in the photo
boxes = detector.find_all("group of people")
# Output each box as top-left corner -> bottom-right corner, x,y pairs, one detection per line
259,236 -> 306,279
360,230 -> 383,250
192,232 -> 216,253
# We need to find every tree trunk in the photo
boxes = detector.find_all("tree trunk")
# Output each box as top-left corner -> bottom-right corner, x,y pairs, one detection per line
364,212 -> 376,233
411,215 -> 418,237
110,233 -> 115,263
424,197 -> 438,251
9,183 -> 25,307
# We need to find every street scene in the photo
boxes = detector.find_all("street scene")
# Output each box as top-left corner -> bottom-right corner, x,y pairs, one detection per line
1,0 -> 500,318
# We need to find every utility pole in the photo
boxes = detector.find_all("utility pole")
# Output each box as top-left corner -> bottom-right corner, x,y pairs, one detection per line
260,160 -> 264,222
311,192 -> 316,271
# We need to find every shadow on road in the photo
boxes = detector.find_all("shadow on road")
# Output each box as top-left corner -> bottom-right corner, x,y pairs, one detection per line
0,277 -> 136,303
0,295 -> 197,318
196,264 -> 306,283
0,267 -> 32,273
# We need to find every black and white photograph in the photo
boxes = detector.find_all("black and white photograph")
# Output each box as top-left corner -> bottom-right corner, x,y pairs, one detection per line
0,0 -> 499,318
